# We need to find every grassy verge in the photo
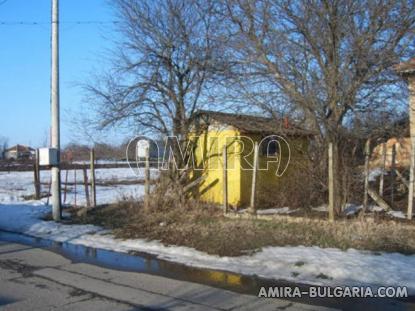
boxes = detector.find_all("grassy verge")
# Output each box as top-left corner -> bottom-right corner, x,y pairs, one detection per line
71,200 -> 415,257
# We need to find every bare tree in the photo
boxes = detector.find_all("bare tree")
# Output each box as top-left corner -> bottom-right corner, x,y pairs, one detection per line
85,0 -> 227,168
0,136 -> 8,159
224,0 -> 415,213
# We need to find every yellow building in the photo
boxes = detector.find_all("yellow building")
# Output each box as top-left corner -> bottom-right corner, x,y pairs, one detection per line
191,111 -> 312,209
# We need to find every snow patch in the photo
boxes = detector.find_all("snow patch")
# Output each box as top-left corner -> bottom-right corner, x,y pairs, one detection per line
0,168 -> 150,205
388,210 -> 407,219
368,168 -> 385,182
311,205 -> 328,212
256,207 -> 298,215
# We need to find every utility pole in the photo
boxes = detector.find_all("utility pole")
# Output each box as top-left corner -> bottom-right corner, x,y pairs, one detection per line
51,0 -> 61,221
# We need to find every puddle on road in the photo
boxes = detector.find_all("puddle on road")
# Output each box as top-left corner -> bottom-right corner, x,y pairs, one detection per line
0,230 -> 414,311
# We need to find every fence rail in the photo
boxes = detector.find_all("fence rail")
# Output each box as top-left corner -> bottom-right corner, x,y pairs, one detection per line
0,161 -> 159,172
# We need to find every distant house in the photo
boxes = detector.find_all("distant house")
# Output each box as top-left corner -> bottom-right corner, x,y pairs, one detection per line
371,137 -> 411,169
3,144 -> 35,160
190,110 -> 314,208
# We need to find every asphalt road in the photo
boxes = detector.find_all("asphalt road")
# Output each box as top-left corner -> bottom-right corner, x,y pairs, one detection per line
0,240 -> 335,311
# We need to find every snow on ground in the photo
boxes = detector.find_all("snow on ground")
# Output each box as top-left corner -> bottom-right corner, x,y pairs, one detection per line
256,207 -> 299,215
311,205 -> 328,212
342,204 -> 384,216
238,207 -> 298,215
0,200 -> 415,293
61,184 -> 145,206
388,210 -> 407,219
0,170 -> 49,202
312,203 -> 410,218
368,167 -> 385,182
63,167 -> 159,183
0,167 -> 155,205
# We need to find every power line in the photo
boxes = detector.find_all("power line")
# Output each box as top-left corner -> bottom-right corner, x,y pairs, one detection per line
0,20 -> 120,26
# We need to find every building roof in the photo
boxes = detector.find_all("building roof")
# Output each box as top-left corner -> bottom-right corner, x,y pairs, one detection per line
394,57 -> 415,75
5,144 -> 35,153
194,110 -> 314,136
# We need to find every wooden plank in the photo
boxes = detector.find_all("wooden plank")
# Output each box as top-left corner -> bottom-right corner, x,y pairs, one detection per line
395,169 -> 409,188
183,175 -> 206,193
367,186 -> 391,211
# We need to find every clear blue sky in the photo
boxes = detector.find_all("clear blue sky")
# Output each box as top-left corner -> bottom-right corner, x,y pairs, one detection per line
0,0 -> 118,147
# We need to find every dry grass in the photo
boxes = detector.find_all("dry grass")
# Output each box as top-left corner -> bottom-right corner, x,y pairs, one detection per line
69,173 -> 415,256
71,198 -> 415,257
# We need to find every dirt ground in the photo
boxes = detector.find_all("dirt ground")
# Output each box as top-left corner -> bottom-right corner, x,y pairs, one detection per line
70,200 -> 415,257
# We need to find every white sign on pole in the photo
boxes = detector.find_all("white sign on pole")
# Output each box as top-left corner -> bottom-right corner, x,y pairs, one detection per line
136,140 -> 150,158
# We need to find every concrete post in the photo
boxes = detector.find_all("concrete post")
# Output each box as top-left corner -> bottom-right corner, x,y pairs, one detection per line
51,0 -> 61,221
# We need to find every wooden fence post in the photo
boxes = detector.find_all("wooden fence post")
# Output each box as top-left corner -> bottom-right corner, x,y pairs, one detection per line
328,142 -> 335,222
83,167 -> 91,208
90,149 -> 96,208
363,139 -> 371,211
249,142 -> 259,214
46,176 -> 52,206
409,135 -> 415,219
408,79 -> 415,220
33,149 -> 40,200
222,145 -> 228,214
36,149 -> 40,197
390,144 -> 396,208
379,142 -> 386,196
63,168 -> 69,204
144,145 -> 150,208
74,168 -> 77,208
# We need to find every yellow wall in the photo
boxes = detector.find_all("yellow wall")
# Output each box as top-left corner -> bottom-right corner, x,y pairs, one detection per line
193,127 -> 242,206
192,127 -> 309,208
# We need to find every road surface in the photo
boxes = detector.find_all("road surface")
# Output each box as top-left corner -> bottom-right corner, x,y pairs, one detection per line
0,240 -> 334,310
